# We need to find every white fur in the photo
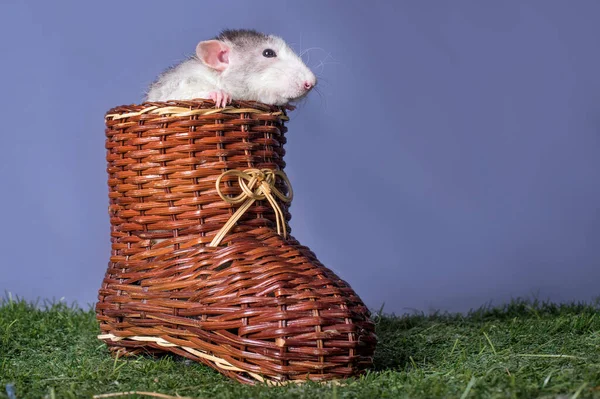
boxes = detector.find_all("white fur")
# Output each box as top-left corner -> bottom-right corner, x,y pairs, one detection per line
145,33 -> 316,105
145,59 -> 219,102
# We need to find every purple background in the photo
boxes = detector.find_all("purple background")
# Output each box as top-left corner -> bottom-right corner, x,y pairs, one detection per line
1,0 -> 599,313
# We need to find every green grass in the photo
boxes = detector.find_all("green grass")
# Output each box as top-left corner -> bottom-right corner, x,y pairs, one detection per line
1,296 -> 599,399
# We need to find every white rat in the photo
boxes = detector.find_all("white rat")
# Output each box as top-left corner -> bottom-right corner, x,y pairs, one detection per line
145,29 -> 317,107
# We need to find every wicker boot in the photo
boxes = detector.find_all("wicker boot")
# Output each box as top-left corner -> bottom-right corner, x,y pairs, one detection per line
95,100 -> 377,384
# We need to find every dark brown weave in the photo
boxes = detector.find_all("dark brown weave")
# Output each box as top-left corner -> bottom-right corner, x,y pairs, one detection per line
95,100 -> 377,384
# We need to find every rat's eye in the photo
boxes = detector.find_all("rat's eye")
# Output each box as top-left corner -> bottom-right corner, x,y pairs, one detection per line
262,49 -> 277,58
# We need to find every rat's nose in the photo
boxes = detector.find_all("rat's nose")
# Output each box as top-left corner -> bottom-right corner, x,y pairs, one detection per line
303,81 -> 313,91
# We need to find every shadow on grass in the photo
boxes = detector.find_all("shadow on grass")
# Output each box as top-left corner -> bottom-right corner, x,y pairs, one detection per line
370,296 -> 600,371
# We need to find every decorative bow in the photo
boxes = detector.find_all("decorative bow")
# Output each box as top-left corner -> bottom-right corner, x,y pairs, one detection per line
209,168 -> 293,247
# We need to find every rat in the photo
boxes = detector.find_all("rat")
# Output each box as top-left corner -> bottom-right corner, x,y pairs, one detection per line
145,29 -> 317,107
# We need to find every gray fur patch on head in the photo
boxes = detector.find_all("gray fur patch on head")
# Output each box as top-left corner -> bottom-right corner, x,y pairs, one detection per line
215,29 -> 270,48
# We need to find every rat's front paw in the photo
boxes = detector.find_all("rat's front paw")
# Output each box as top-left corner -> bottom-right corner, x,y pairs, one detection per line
208,90 -> 231,108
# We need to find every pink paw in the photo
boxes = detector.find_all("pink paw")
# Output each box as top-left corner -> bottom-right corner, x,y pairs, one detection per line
208,90 -> 231,108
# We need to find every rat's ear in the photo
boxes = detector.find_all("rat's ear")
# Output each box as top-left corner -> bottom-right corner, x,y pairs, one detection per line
196,40 -> 230,72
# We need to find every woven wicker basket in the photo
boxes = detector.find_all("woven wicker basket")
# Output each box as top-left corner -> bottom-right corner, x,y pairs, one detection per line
95,100 -> 377,384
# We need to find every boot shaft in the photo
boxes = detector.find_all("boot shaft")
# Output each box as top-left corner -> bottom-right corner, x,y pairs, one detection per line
105,100 -> 293,255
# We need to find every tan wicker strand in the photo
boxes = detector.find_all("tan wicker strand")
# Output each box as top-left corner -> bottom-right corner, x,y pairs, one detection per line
98,333 -> 345,387
106,105 -> 290,121
95,99 -> 377,385
98,333 -> 266,381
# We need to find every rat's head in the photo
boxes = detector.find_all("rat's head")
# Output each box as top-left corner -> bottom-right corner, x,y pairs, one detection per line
196,29 -> 317,105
